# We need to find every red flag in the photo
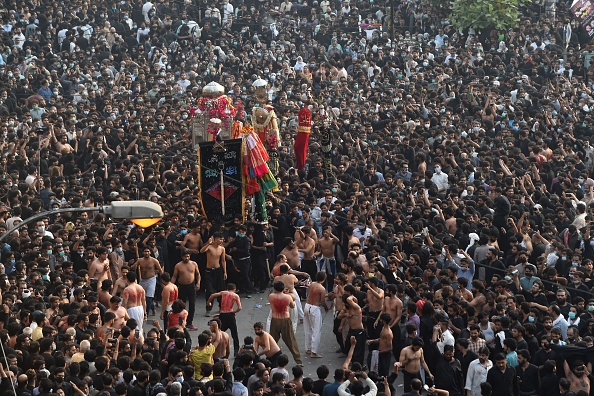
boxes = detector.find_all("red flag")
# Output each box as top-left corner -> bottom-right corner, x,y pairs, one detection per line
294,105 -> 312,170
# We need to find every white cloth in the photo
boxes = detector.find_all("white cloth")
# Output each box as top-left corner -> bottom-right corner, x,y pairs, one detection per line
304,303 -> 323,354
139,276 -> 157,298
465,359 -> 493,396
127,305 -> 144,331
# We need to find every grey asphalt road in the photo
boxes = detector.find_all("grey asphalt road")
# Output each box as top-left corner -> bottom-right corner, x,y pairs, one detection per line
146,291 -> 353,378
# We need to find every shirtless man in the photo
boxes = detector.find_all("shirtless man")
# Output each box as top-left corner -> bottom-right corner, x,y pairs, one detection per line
54,132 -> 75,155
88,247 -> 112,289
209,318 -> 230,359
269,281 -> 302,365
297,227 -> 316,279
304,271 -> 329,358
200,233 -> 227,317
399,337 -> 433,392
317,226 -> 339,289
469,280 -> 487,314
366,277 -> 384,340
564,360 -> 591,394
160,272 -> 178,330
98,279 -> 113,307
273,263 -> 307,330
181,221 -> 203,255
137,247 -> 163,316
207,283 -> 242,356
254,321 -> 284,367
112,266 -> 130,297
172,250 -> 201,330
122,272 -> 146,331
330,273 -> 347,353
280,238 -> 300,269
376,284 -> 403,359
367,313 -> 394,377
106,296 -> 130,330
342,294 -> 365,365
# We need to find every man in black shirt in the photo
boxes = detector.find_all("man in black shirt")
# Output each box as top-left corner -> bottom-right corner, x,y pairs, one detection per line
227,225 -> 255,297
516,349 -> 540,396
486,353 -> 519,396
434,345 -> 464,396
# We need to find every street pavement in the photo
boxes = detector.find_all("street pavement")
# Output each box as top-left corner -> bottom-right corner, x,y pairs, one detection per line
146,290 -> 355,378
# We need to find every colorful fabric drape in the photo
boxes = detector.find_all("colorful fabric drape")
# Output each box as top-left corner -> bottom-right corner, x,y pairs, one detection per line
294,105 -> 312,170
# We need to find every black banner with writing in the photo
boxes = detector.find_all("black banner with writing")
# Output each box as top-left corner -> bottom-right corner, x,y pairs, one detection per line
198,139 -> 244,224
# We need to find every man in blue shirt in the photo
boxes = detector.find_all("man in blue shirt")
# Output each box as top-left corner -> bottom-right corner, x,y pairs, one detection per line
232,368 -> 248,396
322,369 -> 345,396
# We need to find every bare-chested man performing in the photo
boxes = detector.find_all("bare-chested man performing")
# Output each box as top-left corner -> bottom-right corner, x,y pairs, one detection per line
106,295 -> 130,329
112,266 -> 130,297
399,337 -> 433,392
376,284 -> 403,359
137,247 -> 163,316
88,247 -> 112,289
122,272 -> 146,332
280,238 -> 300,269
269,281 -> 302,365
209,317 -> 230,359
317,226 -> 339,289
172,250 -> 201,330
342,294 -> 365,365
304,271 -> 329,358
254,321 -> 284,367
367,312 -> 394,377
200,233 -> 227,317
160,272 -> 178,330
297,227 -> 316,279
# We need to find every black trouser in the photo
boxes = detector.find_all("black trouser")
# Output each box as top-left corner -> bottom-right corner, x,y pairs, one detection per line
334,316 -> 345,353
348,328 -> 366,365
392,324 -> 402,360
163,310 -> 169,330
178,283 -> 196,326
252,250 -> 269,290
219,312 -> 240,355
301,259 -> 317,279
403,369 -> 422,392
378,351 -> 392,377
204,267 -> 225,312
236,257 -> 255,293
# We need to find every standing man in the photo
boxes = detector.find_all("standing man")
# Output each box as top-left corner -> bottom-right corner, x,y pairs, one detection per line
304,271 -> 329,359
89,247 -> 112,288
200,233 -> 227,317
138,247 -> 163,317
465,347 -> 492,396
434,345 -> 464,396
160,272 -> 178,329
207,283 -> 242,357
269,281 -> 303,366
342,294 -> 366,365
209,318 -> 230,359
297,227 -> 317,279
399,337 -> 433,392
367,312 -> 393,377
317,226 -> 339,290
486,353 -> 519,396
172,250 -> 201,330
376,284 -> 403,359
112,265 -> 130,297
227,225 -> 256,298
122,272 -> 146,332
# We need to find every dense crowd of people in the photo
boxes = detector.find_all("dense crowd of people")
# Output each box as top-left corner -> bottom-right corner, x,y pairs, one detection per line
4,0 -> 594,396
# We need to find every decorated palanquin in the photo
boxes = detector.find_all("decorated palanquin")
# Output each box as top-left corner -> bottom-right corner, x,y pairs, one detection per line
191,82 -> 237,146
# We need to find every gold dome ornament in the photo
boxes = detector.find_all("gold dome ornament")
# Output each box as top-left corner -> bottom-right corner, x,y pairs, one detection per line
202,81 -> 225,98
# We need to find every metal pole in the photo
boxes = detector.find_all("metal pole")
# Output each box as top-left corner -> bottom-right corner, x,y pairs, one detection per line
0,206 -> 102,244
390,0 -> 395,41
219,160 -> 225,216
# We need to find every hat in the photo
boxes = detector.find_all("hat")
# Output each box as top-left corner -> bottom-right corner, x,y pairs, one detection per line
533,204 -> 543,210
